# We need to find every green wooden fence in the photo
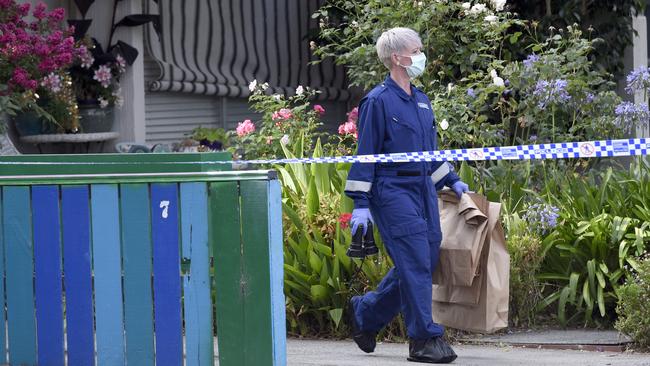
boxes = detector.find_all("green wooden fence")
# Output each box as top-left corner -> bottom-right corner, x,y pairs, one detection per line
0,153 -> 286,366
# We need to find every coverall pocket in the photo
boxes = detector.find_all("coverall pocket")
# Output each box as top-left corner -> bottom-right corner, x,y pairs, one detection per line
391,116 -> 418,133
389,219 -> 428,238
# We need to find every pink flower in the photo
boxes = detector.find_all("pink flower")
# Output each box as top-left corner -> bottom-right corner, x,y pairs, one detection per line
77,45 -> 94,68
236,119 -> 256,137
33,2 -> 47,20
48,8 -> 65,22
17,3 -> 30,16
93,65 -> 112,88
266,136 -> 273,145
11,67 -> 37,90
313,104 -> 325,116
338,121 -> 357,138
347,107 -> 359,123
115,55 -> 127,73
40,73 -> 62,93
271,108 -> 293,121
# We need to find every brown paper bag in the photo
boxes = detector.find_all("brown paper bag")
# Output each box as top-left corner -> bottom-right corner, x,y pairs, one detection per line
431,192 -> 510,333
433,191 -> 489,287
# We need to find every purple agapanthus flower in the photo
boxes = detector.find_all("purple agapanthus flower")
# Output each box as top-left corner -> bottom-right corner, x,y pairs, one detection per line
467,88 -> 476,98
614,101 -> 650,132
533,79 -> 571,109
585,93 -> 595,103
523,200 -> 560,234
625,67 -> 650,95
523,54 -> 540,69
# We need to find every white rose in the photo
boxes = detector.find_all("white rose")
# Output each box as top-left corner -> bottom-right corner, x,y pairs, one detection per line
447,83 -> 454,93
280,134 -> 290,146
484,15 -> 498,23
462,2 -> 471,10
273,94 -> 282,101
490,0 -> 506,11
261,82 -> 269,91
296,85 -> 304,96
439,119 -> 449,131
248,79 -> 257,92
493,76 -> 505,87
490,69 -> 498,78
469,3 -> 487,15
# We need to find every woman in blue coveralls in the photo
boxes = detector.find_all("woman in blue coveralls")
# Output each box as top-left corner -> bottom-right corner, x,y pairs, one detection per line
344,27 -> 469,364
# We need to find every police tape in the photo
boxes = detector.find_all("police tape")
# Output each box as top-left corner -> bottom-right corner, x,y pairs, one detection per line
1,138 -> 648,165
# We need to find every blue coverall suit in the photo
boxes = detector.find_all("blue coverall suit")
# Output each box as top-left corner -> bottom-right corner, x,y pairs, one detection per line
345,75 -> 460,340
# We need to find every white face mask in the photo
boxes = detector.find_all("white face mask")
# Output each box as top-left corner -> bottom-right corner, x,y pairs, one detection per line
399,53 -> 427,79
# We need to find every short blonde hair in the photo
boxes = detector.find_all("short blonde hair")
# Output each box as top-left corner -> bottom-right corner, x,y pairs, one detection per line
376,27 -> 422,69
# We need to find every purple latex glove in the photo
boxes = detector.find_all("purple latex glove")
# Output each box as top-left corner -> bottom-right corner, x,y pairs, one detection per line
451,181 -> 469,198
350,208 -> 375,235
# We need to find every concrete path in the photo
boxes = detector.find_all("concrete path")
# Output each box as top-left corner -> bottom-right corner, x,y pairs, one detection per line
286,339 -> 650,366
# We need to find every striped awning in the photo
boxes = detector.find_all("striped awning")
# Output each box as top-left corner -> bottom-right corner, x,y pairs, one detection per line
144,0 -> 350,100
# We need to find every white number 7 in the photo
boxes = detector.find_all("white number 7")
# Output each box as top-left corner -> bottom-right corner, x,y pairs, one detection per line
160,200 -> 170,219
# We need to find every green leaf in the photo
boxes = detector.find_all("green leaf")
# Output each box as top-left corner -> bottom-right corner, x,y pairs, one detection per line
312,241 -> 333,257
282,203 -> 304,231
634,227 -> 646,255
587,259 -> 596,295
329,308 -> 343,329
284,263 -> 311,284
568,272 -> 580,303
310,284 -> 328,302
582,280 -> 593,311
459,161 -> 474,189
334,239 -> 352,272
320,260 -> 330,287
537,291 -> 560,311
558,286 -> 571,326
311,139 -> 330,195
277,166 -> 297,192
598,262 -> 609,275
597,286 -> 605,317
285,279 -> 311,298
306,176 -> 320,220
595,269 -> 606,289
309,248 -> 323,274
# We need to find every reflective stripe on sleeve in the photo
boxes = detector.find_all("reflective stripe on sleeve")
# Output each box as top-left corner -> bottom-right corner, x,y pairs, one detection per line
344,180 -> 372,192
430,163 -> 451,185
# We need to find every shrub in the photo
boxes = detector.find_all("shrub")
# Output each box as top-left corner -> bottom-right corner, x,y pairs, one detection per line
536,161 -> 650,326
507,222 -> 546,327
616,255 -> 650,348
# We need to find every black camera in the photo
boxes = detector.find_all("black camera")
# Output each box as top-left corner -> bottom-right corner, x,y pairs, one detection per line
347,222 -> 379,258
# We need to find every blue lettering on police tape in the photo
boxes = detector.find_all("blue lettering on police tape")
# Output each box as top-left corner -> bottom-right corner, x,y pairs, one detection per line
613,141 -> 629,153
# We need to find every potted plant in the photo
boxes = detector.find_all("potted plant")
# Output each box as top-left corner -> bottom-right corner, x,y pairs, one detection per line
67,0 -> 160,133
0,1 -> 79,136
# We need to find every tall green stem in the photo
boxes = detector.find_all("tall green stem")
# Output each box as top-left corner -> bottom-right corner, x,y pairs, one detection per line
552,106 -> 556,143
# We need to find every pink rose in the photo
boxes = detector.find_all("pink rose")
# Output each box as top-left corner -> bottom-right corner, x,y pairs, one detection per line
313,104 -> 325,116
338,121 -> 358,139
236,119 -> 256,137
272,108 -> 293,121
347,107 -> 359,123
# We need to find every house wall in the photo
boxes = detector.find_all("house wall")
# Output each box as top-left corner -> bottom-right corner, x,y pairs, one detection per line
21,0 -> 350,149
143,52 -> 350,145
